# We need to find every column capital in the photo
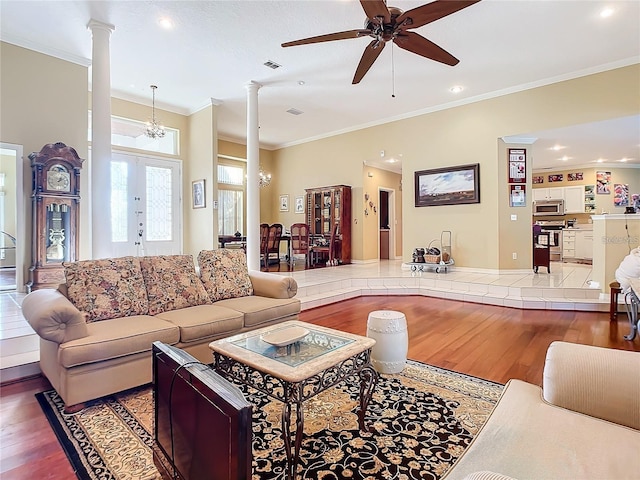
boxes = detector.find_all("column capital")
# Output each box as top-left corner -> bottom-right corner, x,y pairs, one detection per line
87,19 -> 115,34
244,81 -> 263,92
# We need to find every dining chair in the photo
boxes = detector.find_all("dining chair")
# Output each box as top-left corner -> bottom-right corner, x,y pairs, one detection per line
290,223 -> 310,268
310,222 -> 338,267
264,223 -> 283,270
259,223 -> 269,270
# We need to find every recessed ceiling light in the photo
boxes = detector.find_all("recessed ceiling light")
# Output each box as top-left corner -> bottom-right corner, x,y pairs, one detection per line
386,158 -> 398,163
600,7 -> 614,18
158,17 -> 174,29
449,85 -> 464,94
596,158 -> 606,163
298,80 -> 305,86
286,108 -> 304,115
619,158 -> 629,162
550,145 -> 565,151
559,156 -> 572,161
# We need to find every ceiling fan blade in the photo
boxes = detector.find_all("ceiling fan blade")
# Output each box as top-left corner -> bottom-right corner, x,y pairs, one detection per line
396,0 -> 481,30
360,0 -> 390,24
352,40 -> 386,84
394,31 -> 459,66
282,29 -> 371,47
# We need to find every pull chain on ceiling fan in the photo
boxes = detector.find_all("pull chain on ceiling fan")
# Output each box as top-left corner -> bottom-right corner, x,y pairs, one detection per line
282,0 -> 481,85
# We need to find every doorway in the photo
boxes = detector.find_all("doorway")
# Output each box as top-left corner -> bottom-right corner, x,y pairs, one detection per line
0,143 -> 24,292
108,152 -> 182,257
379,188 -> 396,260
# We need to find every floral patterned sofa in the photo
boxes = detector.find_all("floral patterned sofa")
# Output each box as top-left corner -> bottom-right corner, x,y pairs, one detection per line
22,250 -> 299,409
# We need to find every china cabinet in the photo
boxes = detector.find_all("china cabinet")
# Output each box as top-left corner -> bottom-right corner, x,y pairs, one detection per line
305,185 -> 351,264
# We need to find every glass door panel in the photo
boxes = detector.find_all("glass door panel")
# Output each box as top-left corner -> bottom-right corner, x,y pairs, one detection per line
109,152 -> 182,257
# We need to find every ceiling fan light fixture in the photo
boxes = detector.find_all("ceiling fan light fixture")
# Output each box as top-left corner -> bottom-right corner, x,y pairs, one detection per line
281,0 -> 480,85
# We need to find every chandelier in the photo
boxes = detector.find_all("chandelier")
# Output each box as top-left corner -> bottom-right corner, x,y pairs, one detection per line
259,166 -> 271,188
144,85 -> 166,139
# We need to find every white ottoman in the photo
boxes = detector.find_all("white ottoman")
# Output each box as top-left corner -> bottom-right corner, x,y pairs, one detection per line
366,310 -> 408,374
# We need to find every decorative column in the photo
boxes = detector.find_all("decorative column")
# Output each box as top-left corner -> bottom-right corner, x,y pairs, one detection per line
87,20 -> 115,259
211,97 -> 222,249
245,81 -> 262,270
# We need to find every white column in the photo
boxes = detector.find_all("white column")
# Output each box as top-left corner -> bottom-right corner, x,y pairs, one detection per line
210,98 -> 222,249
87,20 -> 115,259
245,81 -> 262,270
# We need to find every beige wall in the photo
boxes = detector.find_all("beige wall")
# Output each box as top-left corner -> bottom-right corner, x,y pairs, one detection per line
0,42 -> 88,284
498,141 -> 533,269
272,64 -> 640,269
185,106 -> 216,255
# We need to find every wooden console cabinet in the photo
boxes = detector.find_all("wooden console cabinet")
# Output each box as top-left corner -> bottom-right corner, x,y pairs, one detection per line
305,185 -> 351,264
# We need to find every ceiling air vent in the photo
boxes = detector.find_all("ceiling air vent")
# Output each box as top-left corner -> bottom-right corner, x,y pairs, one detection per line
263,60 -> 281,69
286,108 -> 304,115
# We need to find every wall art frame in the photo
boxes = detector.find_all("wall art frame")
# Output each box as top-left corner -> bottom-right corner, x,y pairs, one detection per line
192,179 -> 205,209
414,163 -> 480,207
279,194 -> 289,212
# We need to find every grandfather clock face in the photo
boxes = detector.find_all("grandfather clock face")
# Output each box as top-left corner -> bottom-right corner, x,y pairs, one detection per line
46,164 -> 71,192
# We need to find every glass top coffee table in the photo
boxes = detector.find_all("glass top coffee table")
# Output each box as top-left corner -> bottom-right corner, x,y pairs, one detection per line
209,320 -> 378,480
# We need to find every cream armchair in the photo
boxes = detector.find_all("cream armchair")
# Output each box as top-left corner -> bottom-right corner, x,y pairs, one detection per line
444,341 -> 640,480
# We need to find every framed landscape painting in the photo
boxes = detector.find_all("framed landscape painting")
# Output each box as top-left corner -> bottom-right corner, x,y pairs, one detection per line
414,163 -> 480,207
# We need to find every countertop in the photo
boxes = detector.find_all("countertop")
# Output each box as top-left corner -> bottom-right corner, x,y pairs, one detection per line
564,225 -> 593,231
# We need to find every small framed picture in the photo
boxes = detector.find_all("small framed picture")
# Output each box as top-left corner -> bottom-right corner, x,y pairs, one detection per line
192,179 -> 205,209
279,194 -> 289,212
294,195 -> 305,214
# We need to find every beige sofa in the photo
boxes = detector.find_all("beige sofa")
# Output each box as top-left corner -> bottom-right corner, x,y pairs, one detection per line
443,341 -> 640,480
23,250 -> 300,409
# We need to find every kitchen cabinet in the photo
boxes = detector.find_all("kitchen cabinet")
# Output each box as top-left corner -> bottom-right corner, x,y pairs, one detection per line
563,185 -> 585,214
532,187 -> 564,201
575,230 -> 593,260
563,230 -> 576,259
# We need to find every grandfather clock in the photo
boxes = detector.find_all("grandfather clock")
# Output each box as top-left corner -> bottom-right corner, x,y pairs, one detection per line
27,142 -> 83,291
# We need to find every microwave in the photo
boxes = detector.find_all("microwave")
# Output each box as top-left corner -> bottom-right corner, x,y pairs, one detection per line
533,199 -> 565,216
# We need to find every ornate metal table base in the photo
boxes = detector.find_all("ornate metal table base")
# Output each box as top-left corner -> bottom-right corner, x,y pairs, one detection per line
214,349 -> 378,480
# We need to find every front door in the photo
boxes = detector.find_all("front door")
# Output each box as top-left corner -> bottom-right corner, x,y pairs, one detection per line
109,152 -> 182,257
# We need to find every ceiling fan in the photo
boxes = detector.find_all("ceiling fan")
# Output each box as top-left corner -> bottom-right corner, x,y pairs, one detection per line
282,0 -> 481,84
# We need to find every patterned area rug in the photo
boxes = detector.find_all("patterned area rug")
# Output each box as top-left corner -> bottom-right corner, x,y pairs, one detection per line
36,361 -> 503,480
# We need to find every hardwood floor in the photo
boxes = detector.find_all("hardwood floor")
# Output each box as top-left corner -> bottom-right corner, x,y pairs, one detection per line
1,295 -> 638,479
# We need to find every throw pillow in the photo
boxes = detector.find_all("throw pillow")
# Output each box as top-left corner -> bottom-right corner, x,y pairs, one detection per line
198,249 -> 253,301
139,255 -> 211,315
64,256 -> 149,322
